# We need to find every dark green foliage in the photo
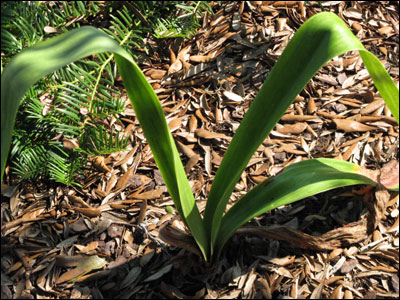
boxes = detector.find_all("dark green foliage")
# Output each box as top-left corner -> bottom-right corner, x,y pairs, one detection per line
132,1 -> 212,38
2,1 -> 212,185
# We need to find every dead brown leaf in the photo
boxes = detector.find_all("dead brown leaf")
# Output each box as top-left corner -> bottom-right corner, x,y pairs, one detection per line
277,123 -> 307,134
195,128 -> 231,139
360,98 -> 385,115
73,207 -> 101,218
128,189 -> 164,200
159,224 -> 202,257
92,156 -> 110,173
115,167 -> 134,190
333,119 -> 377,132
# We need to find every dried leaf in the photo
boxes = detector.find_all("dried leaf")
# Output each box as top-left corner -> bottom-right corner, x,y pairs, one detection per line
189,115 -> 198,133
276,123 -> 307,134
55,255 -> 86,267
74,207 -> 101,218
343,7 -> 362,19
379,160 -> 399,189
333,119 -> 376,132
330,285 -> 343,299
137,200 -> 147,224
128,189 -> 164,200
195,128 -> 231,139
120,267 -> 141,289
22,207 -> 46,222
168,118 -> 182,132
63,138 -> 79,150
75,241 -> 99,254
342,142 -> 358,161
351,21 -> 362,32
327,248 -> 343,262
56,255 -> 106,284
317,111 -> 345,119
146,69 -> 166,80
92,156 -> 110,173
105,172 -> 119,194
307,97 -> 317,114
344,290 -> 353,299
159,224 -> 202,257
69,194 -> 89,208
360,98 -> 385,115
266,255 -> 296,266
177,44 -> 191,61
378,25 -> 393,35
115,167 -> 134,190
177,141 -> 197,158
310,269 -> 327,299
358,160 -> 399,189
144,264 -> 173,282
189,55 -> 214,63
169,47 -> 176,63
273,1 -> 301,8
168,59 -> 182,74
185,154 -> 200,173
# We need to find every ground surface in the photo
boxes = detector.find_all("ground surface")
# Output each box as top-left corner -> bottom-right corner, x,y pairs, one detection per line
1,1 -> 399,299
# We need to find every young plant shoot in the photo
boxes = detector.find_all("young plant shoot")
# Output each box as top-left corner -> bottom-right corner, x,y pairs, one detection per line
1,12 -> 398,262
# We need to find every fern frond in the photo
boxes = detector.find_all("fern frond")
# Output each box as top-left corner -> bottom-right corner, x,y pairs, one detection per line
77,124 -> 129,156
3,1 -> 211,185
48,150 -> 84,186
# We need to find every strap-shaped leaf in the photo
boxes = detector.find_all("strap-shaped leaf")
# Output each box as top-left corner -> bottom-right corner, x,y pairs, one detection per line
213,158 -> 390,257
0,26 -> 208,259
204,12 -> 399,254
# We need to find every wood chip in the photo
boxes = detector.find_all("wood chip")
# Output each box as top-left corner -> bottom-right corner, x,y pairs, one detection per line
340,259 -> 357,274
223,90 -> 243,102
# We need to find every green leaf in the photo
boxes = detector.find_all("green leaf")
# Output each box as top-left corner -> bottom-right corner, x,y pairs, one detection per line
203,12 -> 399,255
1,26 -> 209,260
213,158 -> 384,257
56,255 -> 106,284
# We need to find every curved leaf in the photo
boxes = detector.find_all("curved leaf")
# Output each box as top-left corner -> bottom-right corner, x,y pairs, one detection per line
214,158 -> 381,256
204,12 -> 399,254
0,26 -> 208,259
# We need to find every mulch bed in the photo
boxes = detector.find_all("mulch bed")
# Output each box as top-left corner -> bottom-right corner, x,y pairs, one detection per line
1,1 -> 399,299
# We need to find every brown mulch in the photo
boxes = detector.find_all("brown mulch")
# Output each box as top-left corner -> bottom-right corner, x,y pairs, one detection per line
1,1 -> 399,299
